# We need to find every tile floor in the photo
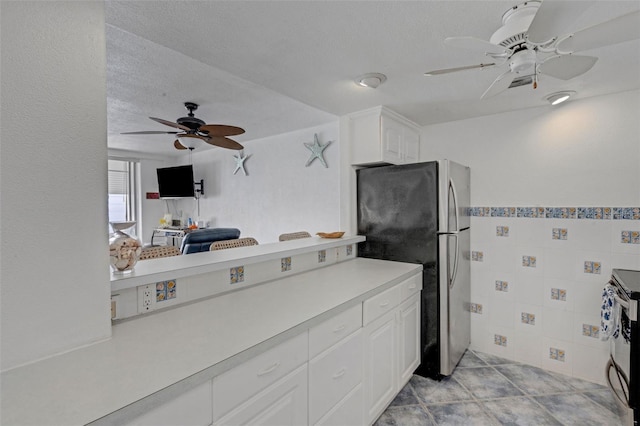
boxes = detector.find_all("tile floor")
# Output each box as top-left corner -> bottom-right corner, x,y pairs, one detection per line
375,349 -> 623,426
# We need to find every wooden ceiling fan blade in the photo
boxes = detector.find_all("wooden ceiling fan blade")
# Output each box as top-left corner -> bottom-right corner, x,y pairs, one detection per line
539,55 -> 598,80
425,63 -> 496,76
557,10 -> 640,53
205,136 -> 244,150
149,117 -> 190,131
199,124 -> 245,137
120,130 -> 180,135
444,36 -> 510,56
526,0 -> 592,44
480,70 -> 516,100
174,140 -> 188,150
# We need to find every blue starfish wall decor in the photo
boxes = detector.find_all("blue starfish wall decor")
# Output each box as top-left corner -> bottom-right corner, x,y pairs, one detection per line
233,151 -> 250,176
304,133 -> 332,168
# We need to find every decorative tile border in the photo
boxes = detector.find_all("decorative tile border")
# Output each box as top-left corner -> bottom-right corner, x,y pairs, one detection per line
156,279 -> 177,303
470,207 -> 640,220
495,280 -> 509,292
318,250 -> 326,263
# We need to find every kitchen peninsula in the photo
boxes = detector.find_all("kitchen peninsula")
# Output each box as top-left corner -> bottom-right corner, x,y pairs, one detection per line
2,236 -> 422,425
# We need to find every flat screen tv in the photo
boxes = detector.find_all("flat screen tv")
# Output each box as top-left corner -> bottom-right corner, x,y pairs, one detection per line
157,165 -> 195,198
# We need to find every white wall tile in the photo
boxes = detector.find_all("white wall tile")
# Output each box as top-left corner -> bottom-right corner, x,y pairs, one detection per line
513,275 -> 544,307
541,337 -> 573,376
573,280 -> 607,315
542,307 -> 573,342
513,303 -> 542,336
544,248 -> 576,280
572,220 -> 613,253
572,311 -> 609,350
611,253 -> 640,271
611,220 -> 640,255
511,333 -> 543,368
543,278 -> 575,312
572,342 -> 609,385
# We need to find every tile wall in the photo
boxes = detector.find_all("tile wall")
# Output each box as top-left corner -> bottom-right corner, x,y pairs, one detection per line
468,206 -> 640,385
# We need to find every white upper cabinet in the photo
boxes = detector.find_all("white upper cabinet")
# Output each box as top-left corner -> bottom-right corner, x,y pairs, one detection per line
348,106 -> 420,166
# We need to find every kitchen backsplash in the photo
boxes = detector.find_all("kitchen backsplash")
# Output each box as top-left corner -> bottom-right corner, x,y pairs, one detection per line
468,206 -> 640,385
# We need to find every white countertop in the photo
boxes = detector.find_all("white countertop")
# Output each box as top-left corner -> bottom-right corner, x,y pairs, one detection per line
111,235 -> 365,291
2,257 -> 422,426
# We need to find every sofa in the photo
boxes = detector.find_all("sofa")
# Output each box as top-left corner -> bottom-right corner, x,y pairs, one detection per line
180,228 -> 241,254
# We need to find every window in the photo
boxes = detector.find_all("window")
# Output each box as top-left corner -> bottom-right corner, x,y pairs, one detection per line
108,159 -> 139,224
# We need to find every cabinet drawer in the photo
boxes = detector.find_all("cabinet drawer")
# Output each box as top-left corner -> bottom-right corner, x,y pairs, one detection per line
212,332 -> 308,421
363,284 -> 401,326
399,273 -> 422,302
309,329 -> 363,425
309,303 -> 362,359
314,383 -> 363,426
124,380 -> 212,426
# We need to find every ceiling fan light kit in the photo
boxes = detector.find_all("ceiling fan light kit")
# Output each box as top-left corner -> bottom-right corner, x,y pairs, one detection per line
545,90 -> 575,106
355,73 -> 387,88
424,1 -> 640,100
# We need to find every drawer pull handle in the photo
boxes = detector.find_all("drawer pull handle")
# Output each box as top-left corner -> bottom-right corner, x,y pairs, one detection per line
257,362 -> 280,376
332,368 -> 347,379
333,324 -> 346,333
379,301 -> 389,307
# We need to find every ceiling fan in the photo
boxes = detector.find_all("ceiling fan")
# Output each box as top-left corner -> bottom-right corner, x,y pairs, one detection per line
122,102 -> 245,150
424,0 -> 640,99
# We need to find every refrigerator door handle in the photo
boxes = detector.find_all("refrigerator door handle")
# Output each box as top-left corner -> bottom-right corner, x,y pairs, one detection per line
449,233 -> 459,289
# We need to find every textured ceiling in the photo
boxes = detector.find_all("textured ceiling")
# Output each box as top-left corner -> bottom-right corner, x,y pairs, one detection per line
105,1 -> 640,156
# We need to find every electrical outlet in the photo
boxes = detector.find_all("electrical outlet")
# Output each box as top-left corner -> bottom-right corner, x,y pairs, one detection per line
137,284 -> 155,313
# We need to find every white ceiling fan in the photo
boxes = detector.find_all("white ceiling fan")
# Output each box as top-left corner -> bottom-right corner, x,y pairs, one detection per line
425,0 -> 640,99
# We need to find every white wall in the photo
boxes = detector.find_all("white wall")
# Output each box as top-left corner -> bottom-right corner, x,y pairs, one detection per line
169,123 -> 340,244
421,90 -> 640,206
420,90 -> 640,383
0,2 -> 112,370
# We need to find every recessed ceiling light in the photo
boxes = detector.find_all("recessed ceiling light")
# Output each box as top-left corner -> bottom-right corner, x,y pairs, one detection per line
355,73 -> 387,88
545,91 -> 576,106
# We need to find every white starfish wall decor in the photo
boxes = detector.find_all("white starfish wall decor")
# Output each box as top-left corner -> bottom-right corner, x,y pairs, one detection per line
233,151 -> 250,176
304,133 -> 332,168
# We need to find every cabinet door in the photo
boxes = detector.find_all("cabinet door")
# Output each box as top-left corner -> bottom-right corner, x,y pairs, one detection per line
402,127 -> 420,164
214,364 -> 308,426
381,115 -> 404,164
398,294 -> 420,387
362,309 -> 397,424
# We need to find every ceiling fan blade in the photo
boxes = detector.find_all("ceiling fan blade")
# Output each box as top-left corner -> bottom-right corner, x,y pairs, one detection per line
539,54 -> 598,80
526,0 -> 592,44
120,130 -> 180,135
199,124 -> 246,137
205,136 -> 244,150
424,63 -> 496,76
557,10 -> 640,52
444,36 -> 510,56
480,70 -> 516,100
173,140 -> 188,150
149,117 -> 191,132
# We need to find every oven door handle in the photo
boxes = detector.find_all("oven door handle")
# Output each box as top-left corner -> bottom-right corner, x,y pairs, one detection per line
614,293 -> 637,321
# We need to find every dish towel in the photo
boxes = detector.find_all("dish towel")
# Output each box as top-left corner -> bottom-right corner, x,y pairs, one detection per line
600,282 -> 620,341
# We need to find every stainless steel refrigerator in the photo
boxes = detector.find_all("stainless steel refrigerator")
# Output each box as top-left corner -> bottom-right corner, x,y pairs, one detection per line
356,160 -> 470,378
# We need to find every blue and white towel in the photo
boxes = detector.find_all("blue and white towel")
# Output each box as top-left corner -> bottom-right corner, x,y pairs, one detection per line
600,283 -> 620,341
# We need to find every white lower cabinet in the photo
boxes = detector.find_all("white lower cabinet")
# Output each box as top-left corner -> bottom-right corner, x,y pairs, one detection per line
121,272 -> 421,426
363,274 -> 422,425
214,364 -> 308,426
398,293 -> 421,387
